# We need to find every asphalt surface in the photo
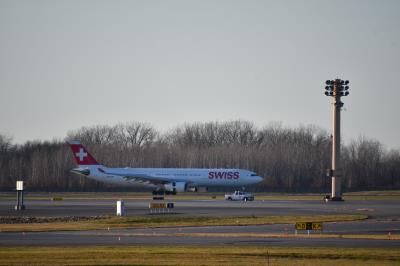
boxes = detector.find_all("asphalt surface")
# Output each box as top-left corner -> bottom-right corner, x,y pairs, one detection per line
1,198 -> 399,219
1,198 -> 400,247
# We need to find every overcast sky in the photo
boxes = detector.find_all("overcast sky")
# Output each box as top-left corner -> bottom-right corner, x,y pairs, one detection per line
1,0 -> 399,149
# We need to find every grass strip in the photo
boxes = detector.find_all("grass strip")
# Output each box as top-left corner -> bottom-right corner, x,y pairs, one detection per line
0,246 -> 399,265
1,190 -> 400,200
0,214 -> 367,232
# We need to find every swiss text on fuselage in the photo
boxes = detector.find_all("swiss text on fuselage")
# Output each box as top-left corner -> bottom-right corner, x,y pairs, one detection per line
208,171 -> 240,179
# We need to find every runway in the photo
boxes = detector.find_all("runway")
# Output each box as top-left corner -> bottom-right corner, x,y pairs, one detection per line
1,197 -> 400,247
1,197 -> 399,219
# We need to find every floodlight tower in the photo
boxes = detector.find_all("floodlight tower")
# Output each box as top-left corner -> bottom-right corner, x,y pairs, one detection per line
325,79 -> 349,201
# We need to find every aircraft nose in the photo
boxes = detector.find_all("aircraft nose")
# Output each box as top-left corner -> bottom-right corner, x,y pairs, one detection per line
255,176 -> 263,183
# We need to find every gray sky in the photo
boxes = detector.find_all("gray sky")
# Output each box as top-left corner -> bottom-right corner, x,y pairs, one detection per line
1,0 -> 399,149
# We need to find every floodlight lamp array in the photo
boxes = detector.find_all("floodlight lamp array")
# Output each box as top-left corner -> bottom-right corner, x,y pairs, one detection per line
324,79 -> 350,97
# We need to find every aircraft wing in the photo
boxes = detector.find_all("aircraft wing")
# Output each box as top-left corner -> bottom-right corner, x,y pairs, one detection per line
98,168 -> 178,185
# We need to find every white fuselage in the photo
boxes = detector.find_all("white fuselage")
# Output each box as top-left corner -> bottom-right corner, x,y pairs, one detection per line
78,165 -> 262,189
69,140 -> 263,192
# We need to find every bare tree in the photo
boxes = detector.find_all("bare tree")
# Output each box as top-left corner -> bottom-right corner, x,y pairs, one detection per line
0,122 -> 399,192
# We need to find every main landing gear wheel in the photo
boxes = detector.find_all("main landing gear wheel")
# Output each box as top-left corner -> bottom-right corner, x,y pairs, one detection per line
152,190 -> 165,195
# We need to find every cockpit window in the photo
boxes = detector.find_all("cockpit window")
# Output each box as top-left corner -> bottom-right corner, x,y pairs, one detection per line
251,174 -> 258,176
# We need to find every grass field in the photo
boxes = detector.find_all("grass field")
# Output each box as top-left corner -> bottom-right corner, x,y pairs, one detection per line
0,214 -> 367,232
0,191 -> 398,265
0,246 -> 399,266
2,213 -> 396,241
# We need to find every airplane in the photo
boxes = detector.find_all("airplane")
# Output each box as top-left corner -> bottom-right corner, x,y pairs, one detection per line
69,140 -> 263,194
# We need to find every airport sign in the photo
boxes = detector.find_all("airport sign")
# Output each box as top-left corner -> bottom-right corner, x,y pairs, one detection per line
295,222 -> 323,231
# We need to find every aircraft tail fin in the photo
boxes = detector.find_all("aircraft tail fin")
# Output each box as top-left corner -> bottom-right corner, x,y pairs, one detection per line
68,140 -> 100,166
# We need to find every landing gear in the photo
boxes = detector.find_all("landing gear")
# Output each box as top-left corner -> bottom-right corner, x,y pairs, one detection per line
152,190 -> 165,195
152,189 -> 176,200
152,189 -> 165,200
152,190 -> 176,196
165,190 -> 176,195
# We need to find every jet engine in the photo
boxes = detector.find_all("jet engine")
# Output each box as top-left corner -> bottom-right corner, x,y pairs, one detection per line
187,186 -> 198,192
164,181 -> 186,194
187,186 -> 208,192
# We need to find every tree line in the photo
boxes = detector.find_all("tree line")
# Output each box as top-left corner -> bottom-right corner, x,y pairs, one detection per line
0,121 -> 399,192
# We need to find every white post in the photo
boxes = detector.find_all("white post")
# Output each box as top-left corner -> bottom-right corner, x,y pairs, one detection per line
116,200 -> 125,216
15,181 -> 25,210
